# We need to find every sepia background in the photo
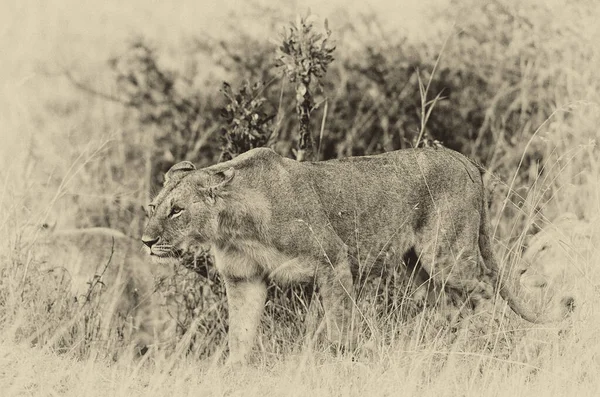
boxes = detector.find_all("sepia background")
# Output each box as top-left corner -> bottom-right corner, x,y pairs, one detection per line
1,0 -> 599,395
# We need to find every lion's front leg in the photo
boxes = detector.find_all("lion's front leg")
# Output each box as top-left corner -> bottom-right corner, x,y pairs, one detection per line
224,277 -> 267,365
316,254 -> 357,354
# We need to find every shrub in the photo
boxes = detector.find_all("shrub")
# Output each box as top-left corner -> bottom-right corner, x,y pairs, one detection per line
41,0 -> 598,360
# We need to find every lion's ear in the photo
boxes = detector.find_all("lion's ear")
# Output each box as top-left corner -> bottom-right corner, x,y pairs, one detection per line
165,161 -> 196,183
205,167 -> 236,203
211,167 -> 236,189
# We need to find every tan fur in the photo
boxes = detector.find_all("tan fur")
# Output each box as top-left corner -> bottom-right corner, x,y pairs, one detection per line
32,227 -> 177,354
142,147 -> 574,365
521,213 -> 598,292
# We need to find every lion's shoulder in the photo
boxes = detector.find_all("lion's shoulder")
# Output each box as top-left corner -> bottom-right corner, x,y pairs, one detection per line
34,227 -> 145,276
232,147 -> 281,162
52,227 -> 129,239
37,227 -> 141,265
208,147 -> 285,174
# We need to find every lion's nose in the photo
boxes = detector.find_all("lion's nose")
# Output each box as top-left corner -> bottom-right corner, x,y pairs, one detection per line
142,235 -> 160,248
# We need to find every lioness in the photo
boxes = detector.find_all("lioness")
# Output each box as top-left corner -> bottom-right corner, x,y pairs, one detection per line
142,147 -> 574,364
31,227 -> 177,354
521,213 -> 598,292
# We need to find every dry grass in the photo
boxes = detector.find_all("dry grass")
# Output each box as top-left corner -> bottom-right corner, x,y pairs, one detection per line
1,0 -> 600,395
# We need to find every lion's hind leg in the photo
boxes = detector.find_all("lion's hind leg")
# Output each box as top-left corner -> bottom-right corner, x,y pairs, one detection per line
314,244 -> 358,355
416,227 -> 494,318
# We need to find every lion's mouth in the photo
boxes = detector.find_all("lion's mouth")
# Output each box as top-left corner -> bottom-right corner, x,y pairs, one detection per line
150,244 -> 182,258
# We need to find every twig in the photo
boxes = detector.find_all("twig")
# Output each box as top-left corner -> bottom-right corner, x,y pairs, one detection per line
414,30 -> 453,147
83,236 -> 116,304
62,69 -> 133,106
317,99 -> 329,160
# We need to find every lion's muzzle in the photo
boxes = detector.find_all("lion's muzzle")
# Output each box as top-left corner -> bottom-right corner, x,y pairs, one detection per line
141,235 -> 177,257
141,235 -> 160,248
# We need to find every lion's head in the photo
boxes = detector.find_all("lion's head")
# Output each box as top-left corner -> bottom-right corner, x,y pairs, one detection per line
520,213 -> 592,291
142,161 -> 236,260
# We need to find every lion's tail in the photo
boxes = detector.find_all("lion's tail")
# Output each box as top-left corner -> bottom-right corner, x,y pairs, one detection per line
478,203 -> 575,323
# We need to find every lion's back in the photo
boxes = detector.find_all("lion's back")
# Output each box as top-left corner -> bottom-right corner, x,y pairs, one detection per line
269,147 -> 483,202
217,146 -> 482,200
227,147 -> 486,265
287,148 -> 482,236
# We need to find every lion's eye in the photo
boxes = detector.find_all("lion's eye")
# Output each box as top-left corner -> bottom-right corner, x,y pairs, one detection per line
519,268 -> 527,276
168,206 -> 184,218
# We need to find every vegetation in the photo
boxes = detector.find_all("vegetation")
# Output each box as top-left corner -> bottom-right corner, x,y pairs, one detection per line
0,0 -> 599,395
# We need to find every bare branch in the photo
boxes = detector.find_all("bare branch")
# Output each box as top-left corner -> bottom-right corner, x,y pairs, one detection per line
62,69 -> 134,106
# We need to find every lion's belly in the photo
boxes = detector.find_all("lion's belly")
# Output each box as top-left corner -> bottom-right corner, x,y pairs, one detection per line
213,241 -> 318,284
